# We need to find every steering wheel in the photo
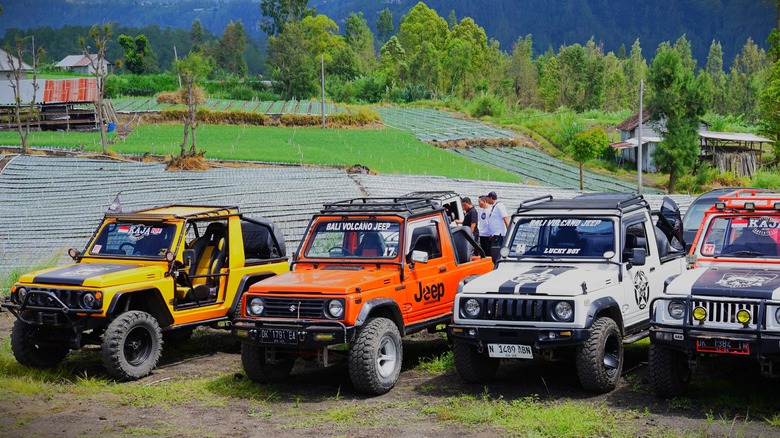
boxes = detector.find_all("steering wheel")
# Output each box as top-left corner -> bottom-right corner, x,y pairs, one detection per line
328,246 -> 354,256
522,245 -> 543,254
119,242 -> 136,254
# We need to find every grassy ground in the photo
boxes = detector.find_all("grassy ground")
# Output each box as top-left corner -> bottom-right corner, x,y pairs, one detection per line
0,125 -> 520,182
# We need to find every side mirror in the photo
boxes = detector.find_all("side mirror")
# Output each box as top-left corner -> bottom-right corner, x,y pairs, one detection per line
407,250 -> 429,265
183,249 -> 196,267
629,248 -> 647,266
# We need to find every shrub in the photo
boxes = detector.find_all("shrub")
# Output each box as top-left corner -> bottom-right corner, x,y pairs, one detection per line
751,170 -> 780,189
470,93 -> 504,118
353,75 -> 387,103
105,74 -> 179,98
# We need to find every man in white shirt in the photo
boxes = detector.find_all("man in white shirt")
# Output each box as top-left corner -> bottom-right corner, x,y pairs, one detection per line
485,191 -> 510,262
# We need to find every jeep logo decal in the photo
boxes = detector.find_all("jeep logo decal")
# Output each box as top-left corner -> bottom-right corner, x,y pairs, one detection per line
414,282 -> 445,304
634,270 -> 649,309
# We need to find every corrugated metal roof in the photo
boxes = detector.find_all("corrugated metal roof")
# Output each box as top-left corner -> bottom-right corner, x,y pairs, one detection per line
0,48 -> 33,72
42,78 -> 97,103
55,54 -> 112,68
699,131 -> 774,143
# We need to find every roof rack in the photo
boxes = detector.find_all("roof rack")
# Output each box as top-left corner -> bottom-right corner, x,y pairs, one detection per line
715,189 -> 780,211
515,193 -> 649,214
321,197 -> 442,216
105,205 -> 240,221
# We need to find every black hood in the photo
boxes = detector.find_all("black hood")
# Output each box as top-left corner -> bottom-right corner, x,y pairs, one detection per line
33,264 -> 142,286
691,267 -> 780,299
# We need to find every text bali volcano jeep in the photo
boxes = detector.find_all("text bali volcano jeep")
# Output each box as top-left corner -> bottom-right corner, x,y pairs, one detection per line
2,204 -> 289,380
232,192 -> 494,395
649,189 -> 780,397
449,193 -> 687,392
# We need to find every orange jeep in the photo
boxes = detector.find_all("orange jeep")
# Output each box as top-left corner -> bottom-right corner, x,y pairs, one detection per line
232,193 -> 494,394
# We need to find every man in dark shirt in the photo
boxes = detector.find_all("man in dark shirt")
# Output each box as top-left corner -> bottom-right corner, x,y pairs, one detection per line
457,197 -> 479,239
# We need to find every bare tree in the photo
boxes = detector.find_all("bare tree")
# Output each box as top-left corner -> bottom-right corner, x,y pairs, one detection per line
5,36 -> 43,154
79,24 -> 112,155
174,52 -> 210,157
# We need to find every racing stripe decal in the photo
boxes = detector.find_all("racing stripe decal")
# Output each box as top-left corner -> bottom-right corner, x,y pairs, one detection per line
691,268 -> 780,299
33,264 -> 142,286
497,266 -> 574,294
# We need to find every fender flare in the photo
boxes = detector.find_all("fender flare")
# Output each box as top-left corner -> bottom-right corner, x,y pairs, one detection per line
354,298 -> 405,335
584,296 -> 623,332
107,288 -> 173,327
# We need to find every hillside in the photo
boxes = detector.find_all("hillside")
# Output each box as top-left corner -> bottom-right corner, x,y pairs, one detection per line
1,0 -> 775,66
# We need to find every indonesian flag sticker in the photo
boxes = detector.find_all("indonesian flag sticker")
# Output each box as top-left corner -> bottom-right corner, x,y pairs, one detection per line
118,225 -> 131,233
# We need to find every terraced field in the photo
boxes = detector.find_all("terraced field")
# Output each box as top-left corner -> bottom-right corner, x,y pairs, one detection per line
110,98 -> 343,115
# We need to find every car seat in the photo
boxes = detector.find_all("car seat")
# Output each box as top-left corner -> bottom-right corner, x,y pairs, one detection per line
356,233 -> 386,257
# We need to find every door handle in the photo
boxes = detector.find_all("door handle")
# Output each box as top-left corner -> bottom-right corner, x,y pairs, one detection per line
650,267 -> 656,272
439,266 -> 447,273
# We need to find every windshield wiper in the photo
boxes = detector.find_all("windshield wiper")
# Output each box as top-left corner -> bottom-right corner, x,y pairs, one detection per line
717,250 -> 764,258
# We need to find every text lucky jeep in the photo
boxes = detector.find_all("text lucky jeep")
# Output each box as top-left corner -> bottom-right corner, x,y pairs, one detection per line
449,193 -> 686,392
2,204 -> 289,380
232,193 -> 494,395
649,189 -> 780,397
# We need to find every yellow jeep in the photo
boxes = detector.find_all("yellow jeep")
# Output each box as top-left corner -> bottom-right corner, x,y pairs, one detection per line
2,204 -> 289,380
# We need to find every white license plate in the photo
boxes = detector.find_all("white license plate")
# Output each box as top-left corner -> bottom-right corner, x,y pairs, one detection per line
487,343 -> 533,359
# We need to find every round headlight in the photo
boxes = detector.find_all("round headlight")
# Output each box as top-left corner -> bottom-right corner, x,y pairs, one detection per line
736,309 -> 751,325
327,299 -> 344,318
668,301 -> 685,320
692,306 -> 707,321
248,297 -> 264,316
775,307 -> 780,324
16,287 -> 27,303
463,298 -> 481,318
82,293 -> 96,309
554,301 -> 573,321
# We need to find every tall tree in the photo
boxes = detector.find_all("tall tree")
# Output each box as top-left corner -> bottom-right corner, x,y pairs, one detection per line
510,34 -> 539,108
725,38 -> 768,120
445,17 -> 489,97
79,23 -> 112,155
623,39 -> 648,109
376,8 -> 393,45
705,40 -> 727,114
5,35 -> 43,154
190,19 -> 205,52
648,44 -> 712,193
397,2 -> 449,57
267,20 -> 317,98
173,52 -> 210,157
216,20 -> 248,76
259,0 -> 314,36
118,34 -> 157,74
378,36 -> 407,87
345,12 -> 376,75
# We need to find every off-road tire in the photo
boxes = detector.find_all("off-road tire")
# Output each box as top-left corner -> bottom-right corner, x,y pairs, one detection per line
576,317 -> 623,393
452,339 -> 499,383
101,311 -> 163,380
348,317 -> 402,395
10,320 -> 69,368
649,343 -> 691,398
162,327 -> 195,347
240,344 -> 296,383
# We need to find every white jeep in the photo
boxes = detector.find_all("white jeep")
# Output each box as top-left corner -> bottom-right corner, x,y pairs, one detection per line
649,189 -> 780,397
449,193 -> 686,392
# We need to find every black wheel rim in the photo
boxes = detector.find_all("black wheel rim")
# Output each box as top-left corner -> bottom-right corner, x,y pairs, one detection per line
124,326 -> 153,367
603,333 -> 621,378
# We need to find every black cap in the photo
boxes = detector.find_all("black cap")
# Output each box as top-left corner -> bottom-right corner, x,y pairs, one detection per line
488,191 -> 498,200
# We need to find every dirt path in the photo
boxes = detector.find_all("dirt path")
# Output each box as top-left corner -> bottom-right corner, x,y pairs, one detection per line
0,310 -> 777,437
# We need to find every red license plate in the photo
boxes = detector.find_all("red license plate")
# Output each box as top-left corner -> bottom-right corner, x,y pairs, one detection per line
695,338 -> 749,355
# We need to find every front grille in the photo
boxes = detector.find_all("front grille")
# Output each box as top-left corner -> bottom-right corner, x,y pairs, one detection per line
481,298 -> 548,322
263,297 -> 325,319
692,299 -> 760,326
25,287 -> 88,309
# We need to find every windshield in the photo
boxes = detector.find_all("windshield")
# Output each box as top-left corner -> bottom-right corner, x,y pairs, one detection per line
699,215 -> 780,258
89,222 -> 177,258
508,217 -> 615,258
304,220 -> 401,259
683,201 -> 714,231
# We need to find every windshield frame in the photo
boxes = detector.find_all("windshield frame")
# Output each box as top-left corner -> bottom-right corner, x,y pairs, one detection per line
87,220 -> 178,259
302,218 -> 402,261
506,215 -> 617,260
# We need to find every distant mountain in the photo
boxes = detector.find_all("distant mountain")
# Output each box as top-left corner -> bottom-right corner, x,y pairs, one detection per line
2,0 -> 775,65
